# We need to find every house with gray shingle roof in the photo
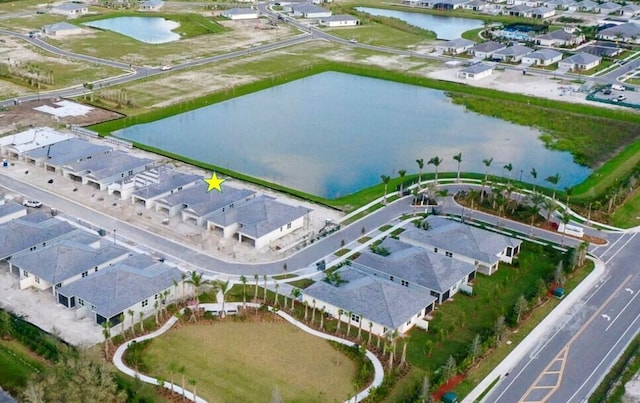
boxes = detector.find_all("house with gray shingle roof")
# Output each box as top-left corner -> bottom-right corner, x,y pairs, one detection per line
353,237 -> 477,304
11,239 -> 130,294
558,52 -> 601,71
0,215 -> 78,260
620,4 -> 640,16
181,186 -> 256,227
290,4 -> 332,18
535,28 -> 584,47
597,23 -> 640,44
0,199 -> 27,225
597,2 -> 622,13
50,3 -> 88,17
302,266 -> 437,337
130,167 -> 201,209
436,38 -> 476,54
400,216 -> 521,275
23,138 -> 111,173
458,62 -> 494,80
492,44 -> 534,62
206,195 -> 310,248
469,41 -> 507,59
42,21 -> 84,37
62,150 -> 153,190
139,0 -> 164,11
0,127 -> 73,158
521,48 -> 563,66
221,7 -> 259,20
57,255 -> 185,326
577,0 -> 598,12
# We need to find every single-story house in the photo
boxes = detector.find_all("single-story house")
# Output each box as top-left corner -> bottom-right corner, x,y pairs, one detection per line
139,0 -> 164,11
318,14 -> 360,27
57,255 -> 186,326
129,167 -> 201,209
0,127 -> 73,159
62,150 -> 153,190
432,0 -> 470,9
0,214 -> 78,260
154,182 -> 211,217
41,22 -> 84,37
469,41 -> 507,59
458,62 -> 494,80
291,4 -> 332,18
399,216 -> 522,275
521,48 -> 563,66
620,4 -> 640,17
543,0 -> 576,10
577,0 -> 598,12
50,3 -> 88,17
0,199 -> 27,225
535,28 -> 584,47
181,187 -> 256,227
12,239 -> 130,294
509,4 -> 534,16
506,0 -> 542,5
436,38 -> 475,54
530,6 -> 556,18
462,0 -> 491,11
206,195 -> 310,249
597,2 -> 622,14
22,138 -> 111,173
491,44 -> 534,62
221,7 -> 259,20
353,237 -> 477,304
302,266 -> 437,337
597,23 -> 640,44
558,52 -> 601,71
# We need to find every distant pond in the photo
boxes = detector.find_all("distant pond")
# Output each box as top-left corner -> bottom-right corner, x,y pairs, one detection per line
82,16 -> 180,44
115,72 -> 590,199
355,7 -> 483,40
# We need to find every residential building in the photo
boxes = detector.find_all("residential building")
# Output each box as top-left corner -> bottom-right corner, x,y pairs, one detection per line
558,52 -> 601,71
139,0 -> 164,11
50,3 -> 88,17
62,150 -> 153,190
206,195 -> 310,248
509,4 -> 534,16
521,48 -> 563,66
41,22 -> 84,37
462,0 -> 490,11
0,214 -> 78,260
597,2 -> 622,14
221,8 -> 259,20
0,199 -> 27,225
469,41 -> 507,59
128,167 -> 200,208
22,138 -> 111,173
400,216 -> 522,275
577,0 -> 598,12
620,4 -> 640,17
436,38 -> 475,54
0,127 -> 73,159
57,255 -> 186,326
458,62 -> 494,80
491,44 -> 534,62
535,28 -> 584,47
181,186 -> 256,227
543,0 -> 576,10
353,237 -> 477,304
432,0 -> 470,9
318,15 -> 360,27
302,266 -> 437,337
291,4 -> 332,18
597,23 -> 640,44
530,6 -> 555,18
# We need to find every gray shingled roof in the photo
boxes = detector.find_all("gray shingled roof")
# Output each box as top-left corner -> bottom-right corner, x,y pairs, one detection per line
355,238 -> 476,293
401,216 -> 521,266
223,7 -> 256,15
11,240 -> 129,285
43,22 -> 80,32
53,3 -> 86,11
493,44 -> 533,57
599,23 -> 640,38
0,201 -> 26,219
442,38 -> 475,48
0,217 -> 76,259
24,138 -> 111,166
303,267 -> 436,330
183,187 -> 256,216
293,4 -> 329,13
598,2 -> 621,10
65,150 -> 152,181
321,14 -> 359,22
132,167 -> 200,200
57,255 -> 182,319
525,48 -> 562,61
471,41 -> 506,53
537,29 -> 573,41
560,52 -> 600,65
460,62 -> 494,74
207,195 -> 310,239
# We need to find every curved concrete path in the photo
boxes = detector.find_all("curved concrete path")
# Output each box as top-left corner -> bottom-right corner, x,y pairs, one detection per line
113,302 -> 384,403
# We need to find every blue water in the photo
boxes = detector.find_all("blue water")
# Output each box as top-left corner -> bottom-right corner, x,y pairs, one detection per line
355,7 -> 483,40
115,72 -> 590,198
82,17 -> 180,44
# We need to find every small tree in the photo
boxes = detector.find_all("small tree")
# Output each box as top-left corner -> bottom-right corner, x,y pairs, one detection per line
421,375 -> 434,403
494,315 -> 507,344
514,295 -> 528,323
442,355 -> 457,382
290,288 -> 301,310
469,333 -> 482,364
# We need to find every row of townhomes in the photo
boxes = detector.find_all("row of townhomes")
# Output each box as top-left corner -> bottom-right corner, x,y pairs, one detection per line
302,216 -> 522,337
0,208 -> 187,327
219,2 -> 360,27
0,127 -> 312,249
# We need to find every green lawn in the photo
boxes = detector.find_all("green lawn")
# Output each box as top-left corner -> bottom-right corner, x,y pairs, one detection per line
327,24 -> 431,48
612,187 -> 640,228
0,339 -> 46,395
136,322 -> 357,402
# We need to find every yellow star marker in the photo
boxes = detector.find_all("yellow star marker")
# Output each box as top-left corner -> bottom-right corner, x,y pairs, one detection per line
204,172 -> 225,192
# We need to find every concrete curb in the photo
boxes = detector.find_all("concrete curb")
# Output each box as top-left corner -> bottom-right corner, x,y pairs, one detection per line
464,257 -> 606,403
112,303 -> 384,403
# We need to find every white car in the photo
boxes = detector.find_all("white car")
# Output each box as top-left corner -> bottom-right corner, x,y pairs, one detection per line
23,200 -> 42,208
160,65 -> 172,71
349,39 -> 358,44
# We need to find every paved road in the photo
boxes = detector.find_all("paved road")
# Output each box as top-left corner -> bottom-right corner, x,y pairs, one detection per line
483,231 -> 640,403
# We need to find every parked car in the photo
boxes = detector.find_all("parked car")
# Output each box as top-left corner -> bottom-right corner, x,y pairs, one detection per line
603,89 -> 612,95
23,200 -> 42,208
349,38 -> 358,44
616,95 -> 627,102
612,84 -> 625,91
160,65 -> 172,71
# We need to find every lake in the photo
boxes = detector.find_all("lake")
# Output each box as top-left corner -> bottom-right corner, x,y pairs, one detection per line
82,17 -> 180,44
355,7 -> 483,40
115,72 -> 590,199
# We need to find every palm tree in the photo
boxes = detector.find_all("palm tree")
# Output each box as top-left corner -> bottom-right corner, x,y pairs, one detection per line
357,316 -> 363,340
290,288 -> 301,310
381,175 -> 391,204
481,157 -> 493,203
189,379 -> 197,401
530,168 -> 538,194
184,271 -> 210,311
542,197 -> 556,226
346,311 -> 353,337
263,274 -> 268,303
311,299 -> 317,323
398,169 -> 407,196
101,321 -> 111,357
453,152 -> 462,183
118,313 -> 125,338
303,300 -> 309,321
560,208 -> 572,245
546,173 -> 561,202
178,365 -> 186,398
503,162 -> 513,184
274,282 -> 280,306
240,275 -> 247,309
138,311 -> 144,333
154,301 -> 159,325
128,309 -> 135,337
416,158 -> 424,189
253,274 -> 259,302
428,156 -> 443,185
527,193 -> 545,235
336,309 -> 343,334
319,306 -> 326,330
217,280 -> 231,315
368,322 -> 374,345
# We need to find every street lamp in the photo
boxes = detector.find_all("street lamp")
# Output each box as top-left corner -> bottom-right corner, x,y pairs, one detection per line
113,229 -> 116,245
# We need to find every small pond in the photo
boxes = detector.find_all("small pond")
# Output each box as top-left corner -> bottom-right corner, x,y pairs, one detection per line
355,7 -> 484,40
82,16 -> 180,44
115,72 -> 590,199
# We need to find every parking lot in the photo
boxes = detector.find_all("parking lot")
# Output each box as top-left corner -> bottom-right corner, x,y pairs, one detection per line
591,85 -> 640,107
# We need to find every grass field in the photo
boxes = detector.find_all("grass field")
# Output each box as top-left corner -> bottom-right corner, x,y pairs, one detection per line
138,322 -> 357,402
327,24 -> 430,48
0,339 -> 46,395
612,188 -> 640,228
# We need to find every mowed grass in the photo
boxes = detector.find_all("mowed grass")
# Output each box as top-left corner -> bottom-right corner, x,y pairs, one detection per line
0,339 -> 46,394
327,24 -> 429,48
140,322 -> 357,402
612,187 -> 640,228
